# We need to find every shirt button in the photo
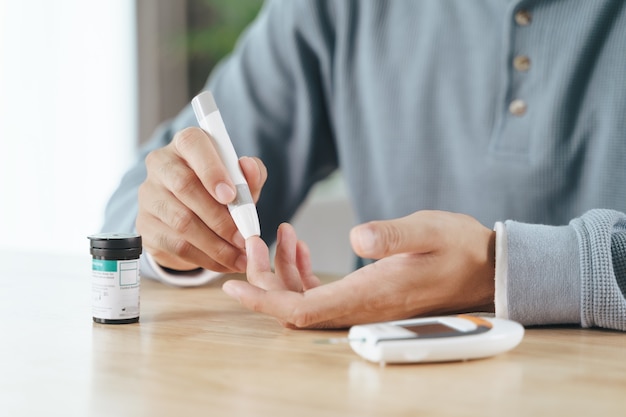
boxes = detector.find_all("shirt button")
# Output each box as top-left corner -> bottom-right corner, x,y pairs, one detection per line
515,10 -> 532,26
513,55 -> 531,71
509,99 -> 527,116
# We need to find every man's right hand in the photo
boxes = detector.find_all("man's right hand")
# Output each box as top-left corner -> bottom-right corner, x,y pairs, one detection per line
136,127 -> 267,273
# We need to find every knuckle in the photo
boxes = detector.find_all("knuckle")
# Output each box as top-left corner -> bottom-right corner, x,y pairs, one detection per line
238,292 -> 270,314
376,221 -> 402,254
173,127 -> 202,152
211,211 -> 235,236
387,226 -> 404,252
247,298 -> 266,314
169,168 -> 198,197
149,198 -> 168,219
411,210 -> 447,249
144,148 -> 171,178
144,149 -> 159,168
163,234 -> 194,258
211,240 -> 239,267
289,306 -> 316,328
197,162 -> 224,185
145,148 -> 179,186
137,182 -> 149,204
169,206 -> 195,234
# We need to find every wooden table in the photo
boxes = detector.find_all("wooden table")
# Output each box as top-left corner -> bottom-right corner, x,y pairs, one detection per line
1,251 -> 626,416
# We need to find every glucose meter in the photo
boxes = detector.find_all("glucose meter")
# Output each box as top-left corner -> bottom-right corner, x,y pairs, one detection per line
347,315 -> 524,364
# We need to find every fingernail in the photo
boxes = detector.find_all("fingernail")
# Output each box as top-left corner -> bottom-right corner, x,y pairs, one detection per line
222,282 -> 240,302
354,226 -> 377,255
215,182 -> 236,204
276,225 -> 283,246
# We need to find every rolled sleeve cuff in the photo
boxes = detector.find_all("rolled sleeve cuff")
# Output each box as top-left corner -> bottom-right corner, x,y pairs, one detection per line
494,220 -> 581,326
494,222 -> 509,319
140,252 -> 224,287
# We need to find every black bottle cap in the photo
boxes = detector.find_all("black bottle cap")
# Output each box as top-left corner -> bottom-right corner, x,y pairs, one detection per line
88,233 -> 142,259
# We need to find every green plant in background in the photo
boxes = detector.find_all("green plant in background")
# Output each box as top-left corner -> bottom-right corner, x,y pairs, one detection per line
187,0 -> 263,62
185,0 -> 263,96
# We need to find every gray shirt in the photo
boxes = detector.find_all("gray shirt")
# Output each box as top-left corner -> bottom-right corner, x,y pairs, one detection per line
103,0 -> 626,330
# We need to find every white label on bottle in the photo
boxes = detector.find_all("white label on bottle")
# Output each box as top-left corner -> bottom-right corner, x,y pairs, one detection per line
92,259 -> 140,320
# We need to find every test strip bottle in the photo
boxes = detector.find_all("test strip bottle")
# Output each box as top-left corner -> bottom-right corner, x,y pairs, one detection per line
89,233 -> 142,324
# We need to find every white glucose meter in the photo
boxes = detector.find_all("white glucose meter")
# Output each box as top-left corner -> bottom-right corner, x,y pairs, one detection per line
347,315 -> 524,364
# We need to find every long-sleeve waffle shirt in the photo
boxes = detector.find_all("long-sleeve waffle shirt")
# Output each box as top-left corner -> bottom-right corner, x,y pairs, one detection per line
103,0 -> 626,330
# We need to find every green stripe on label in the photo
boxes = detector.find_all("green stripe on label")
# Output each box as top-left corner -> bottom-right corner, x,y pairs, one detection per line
92,259 -> 118,272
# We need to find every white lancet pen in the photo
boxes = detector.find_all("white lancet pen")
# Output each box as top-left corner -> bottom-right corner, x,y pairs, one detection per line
191,90 -> 261,239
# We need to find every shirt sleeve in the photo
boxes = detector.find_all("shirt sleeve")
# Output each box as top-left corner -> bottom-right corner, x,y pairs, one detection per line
570,209 -> 626,330
140,252 -> 224,287
493,222 -> 509,319
496,209 -> 626,331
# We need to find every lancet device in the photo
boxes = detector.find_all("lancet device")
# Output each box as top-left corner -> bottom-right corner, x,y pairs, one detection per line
192,91 -> 261,239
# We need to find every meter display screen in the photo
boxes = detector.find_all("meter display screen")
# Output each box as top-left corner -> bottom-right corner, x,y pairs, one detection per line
400,322 -> 461,337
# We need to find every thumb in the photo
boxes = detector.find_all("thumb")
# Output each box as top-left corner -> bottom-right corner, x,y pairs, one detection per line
350,214 -> 436,259
239,156 -> 267,203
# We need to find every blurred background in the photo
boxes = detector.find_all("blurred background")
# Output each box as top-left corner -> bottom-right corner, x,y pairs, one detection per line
0,0 -> 353,274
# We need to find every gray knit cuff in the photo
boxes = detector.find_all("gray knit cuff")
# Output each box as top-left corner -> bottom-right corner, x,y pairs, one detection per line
570,209 -> 626,329
504,221 -> 580,326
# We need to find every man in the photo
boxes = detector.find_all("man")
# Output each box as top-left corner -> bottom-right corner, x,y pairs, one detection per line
104,1 -> 626,330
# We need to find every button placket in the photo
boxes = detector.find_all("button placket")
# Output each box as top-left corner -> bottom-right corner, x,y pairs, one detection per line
513,55 -> 531,72
509,8 -> 532,118
509,99 -> 527,116
514,9 -> 532,26
489,6 -> 536,158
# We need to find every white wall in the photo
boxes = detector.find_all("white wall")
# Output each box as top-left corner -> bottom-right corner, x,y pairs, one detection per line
0,1 -> 137,255
0,1 -> 356,274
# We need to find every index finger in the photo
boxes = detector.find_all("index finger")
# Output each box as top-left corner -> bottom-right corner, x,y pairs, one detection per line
171,127 -> 236,205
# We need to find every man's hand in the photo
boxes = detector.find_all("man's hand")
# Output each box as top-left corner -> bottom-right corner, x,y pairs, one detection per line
222,211 -> 496,329
136,127 -> 267,273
